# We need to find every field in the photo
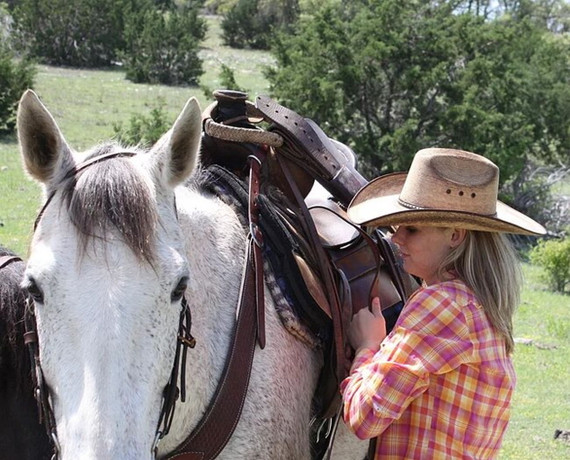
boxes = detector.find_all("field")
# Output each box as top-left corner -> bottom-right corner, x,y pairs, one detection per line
0,15 -> 568,459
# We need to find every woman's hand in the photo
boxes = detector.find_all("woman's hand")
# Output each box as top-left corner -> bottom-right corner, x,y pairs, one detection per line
347,297 -> 386,354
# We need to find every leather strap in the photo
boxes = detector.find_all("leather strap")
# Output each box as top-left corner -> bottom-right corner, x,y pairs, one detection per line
247,151 -> 266,349
277,156 -> 349,385
34,151 -> 138,231
256,95 -> 368,206
165,239 -> 259,460
165,154 -> 265,460
24,298 -> 61,458
0,255 -> 22,269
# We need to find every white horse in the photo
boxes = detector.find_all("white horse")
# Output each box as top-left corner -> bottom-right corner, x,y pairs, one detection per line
17,90 -> 367,460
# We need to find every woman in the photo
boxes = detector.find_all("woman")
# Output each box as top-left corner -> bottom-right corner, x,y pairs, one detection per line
342,148 -> 546,459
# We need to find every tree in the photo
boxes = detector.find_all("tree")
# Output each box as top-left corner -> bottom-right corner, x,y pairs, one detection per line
120,2 -> 206,85
221,0 -> 299,49
266,0 -> 569,184
12,0 -> 131,67
0,3 -> 35,135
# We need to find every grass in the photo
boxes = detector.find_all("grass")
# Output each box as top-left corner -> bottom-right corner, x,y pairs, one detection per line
0,15 -> 568,459
501,264 -> 570,459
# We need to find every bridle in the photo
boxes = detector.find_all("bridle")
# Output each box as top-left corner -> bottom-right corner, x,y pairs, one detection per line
24,151 -> 196,460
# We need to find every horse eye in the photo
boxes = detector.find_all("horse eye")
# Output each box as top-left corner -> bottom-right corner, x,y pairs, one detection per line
171,276 -> 188,303
22,276 -> 44,304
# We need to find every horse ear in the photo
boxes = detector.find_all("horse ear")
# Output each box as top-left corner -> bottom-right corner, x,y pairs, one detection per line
17,90 -> 73,185
150,97 -> 202,187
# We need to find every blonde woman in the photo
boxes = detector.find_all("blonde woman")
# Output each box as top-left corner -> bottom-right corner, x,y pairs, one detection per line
342,148 -> 546,459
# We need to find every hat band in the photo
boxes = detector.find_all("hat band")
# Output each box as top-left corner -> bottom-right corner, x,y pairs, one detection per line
397,197 -> 498,217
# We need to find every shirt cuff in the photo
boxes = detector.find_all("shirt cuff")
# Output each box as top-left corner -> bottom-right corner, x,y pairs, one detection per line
348,347 -> 376,374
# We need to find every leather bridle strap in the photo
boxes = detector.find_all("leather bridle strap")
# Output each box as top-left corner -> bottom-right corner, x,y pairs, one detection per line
0,255 -> 22,269
24,297 -> 61,458
154,297 -> 195,451
33,151 -> 138,231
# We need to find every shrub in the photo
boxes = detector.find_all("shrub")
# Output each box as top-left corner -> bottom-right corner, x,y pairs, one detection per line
112,99 -> 171,148
201,63 -> 247,98
529,236 -> 570,294
221,0 -> 299,50
222,0 -> 269,49
12,0 -> 130,67
0,15 -> 35,135
121,4 -> 206,85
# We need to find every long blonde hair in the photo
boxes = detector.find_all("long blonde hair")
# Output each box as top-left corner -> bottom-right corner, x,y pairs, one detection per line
440,231 -> 522,354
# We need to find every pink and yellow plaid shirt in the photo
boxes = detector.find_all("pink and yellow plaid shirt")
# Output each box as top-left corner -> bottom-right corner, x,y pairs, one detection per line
341,279 -> 515,459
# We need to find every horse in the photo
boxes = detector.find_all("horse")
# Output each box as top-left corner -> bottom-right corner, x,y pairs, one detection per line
16,89 -> 368,459
0,246 -> 53,459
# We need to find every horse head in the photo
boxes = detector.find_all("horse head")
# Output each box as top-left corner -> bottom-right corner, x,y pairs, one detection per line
17,90 -> 201,459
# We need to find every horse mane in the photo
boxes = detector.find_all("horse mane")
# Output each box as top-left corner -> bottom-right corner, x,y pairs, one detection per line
0,245 -> 30,391
60,143 -> 158,264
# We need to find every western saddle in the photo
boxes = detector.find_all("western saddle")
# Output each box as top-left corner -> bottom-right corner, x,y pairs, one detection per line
182,89 -> 417,459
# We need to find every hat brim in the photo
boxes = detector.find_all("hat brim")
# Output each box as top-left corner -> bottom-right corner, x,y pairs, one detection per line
348,173 -> 547,236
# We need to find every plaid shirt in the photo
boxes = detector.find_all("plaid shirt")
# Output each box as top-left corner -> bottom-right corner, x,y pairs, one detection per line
340,279 -> 515,459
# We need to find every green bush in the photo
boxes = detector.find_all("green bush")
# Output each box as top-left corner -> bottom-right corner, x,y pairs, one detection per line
0,18 -> 36,134
112,99 -> 171,148
222,0 -> 269,49
12,0 -> 131,67
201,63 -> 246,97
529,236 -> 570,294
121,4 -> 206,85
221,0 -> 299,50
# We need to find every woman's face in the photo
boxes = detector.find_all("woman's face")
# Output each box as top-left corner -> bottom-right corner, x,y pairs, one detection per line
390,225 -> 465,285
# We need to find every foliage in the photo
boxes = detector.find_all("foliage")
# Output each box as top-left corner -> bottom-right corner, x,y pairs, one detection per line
112,98 -> 171,147
266,0 -> 569,187
121,2 -> 206,85
218,63 -> 246,92
503,160 -> 569,235
204,0 -> 238,14
11,0 -> 131,67
0,5 -> 35,135
221,0 -> 299,49
201,62 -> 247,97
529,236 -> 570,293
11,0 -> 206,83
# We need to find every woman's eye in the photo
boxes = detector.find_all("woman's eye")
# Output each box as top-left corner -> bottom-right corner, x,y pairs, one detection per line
404,226 -> 417,234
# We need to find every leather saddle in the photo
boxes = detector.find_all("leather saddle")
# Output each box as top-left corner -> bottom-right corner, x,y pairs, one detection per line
200,90 -> 418,457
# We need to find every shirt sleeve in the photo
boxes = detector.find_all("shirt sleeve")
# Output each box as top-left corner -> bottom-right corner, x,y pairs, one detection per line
340,285 -> 476,439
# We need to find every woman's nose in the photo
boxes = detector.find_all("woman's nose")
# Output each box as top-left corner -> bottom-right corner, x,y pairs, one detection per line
390,227 -> 403,245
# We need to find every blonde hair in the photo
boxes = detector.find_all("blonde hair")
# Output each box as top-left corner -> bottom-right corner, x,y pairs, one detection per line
439,231 -> 522,354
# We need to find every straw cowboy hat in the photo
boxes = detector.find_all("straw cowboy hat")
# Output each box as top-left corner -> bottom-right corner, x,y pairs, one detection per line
348,148 -> 547,236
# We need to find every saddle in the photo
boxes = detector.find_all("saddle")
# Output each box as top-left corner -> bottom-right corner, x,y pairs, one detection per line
200,90 -> 417,458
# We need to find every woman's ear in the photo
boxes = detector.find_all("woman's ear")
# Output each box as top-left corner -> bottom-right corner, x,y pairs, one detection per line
450,228 -> 467,248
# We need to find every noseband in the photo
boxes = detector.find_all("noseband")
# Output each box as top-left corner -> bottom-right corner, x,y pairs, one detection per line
24,151 -> 196,460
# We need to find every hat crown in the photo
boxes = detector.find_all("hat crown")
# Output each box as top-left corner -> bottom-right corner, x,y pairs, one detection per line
399,148 -> 499,215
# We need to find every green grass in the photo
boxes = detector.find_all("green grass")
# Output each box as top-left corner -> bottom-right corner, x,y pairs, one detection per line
0,15 -> 568,459
501,264 -> 570,459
